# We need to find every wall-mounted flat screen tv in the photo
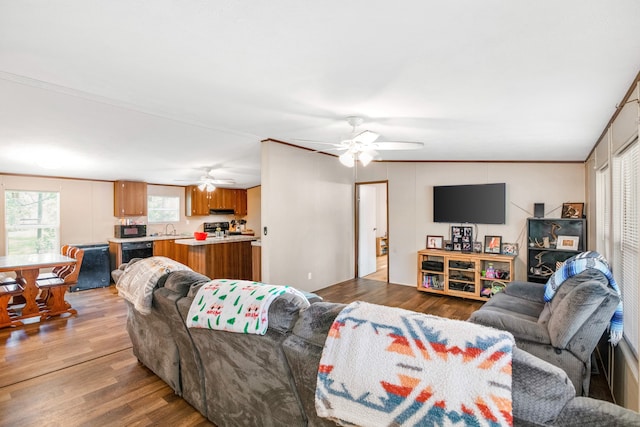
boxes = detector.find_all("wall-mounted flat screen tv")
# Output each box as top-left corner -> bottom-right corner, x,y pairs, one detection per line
433,183 -> 506,224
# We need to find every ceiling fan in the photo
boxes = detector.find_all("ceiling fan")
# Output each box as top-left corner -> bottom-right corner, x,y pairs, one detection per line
182,169 -> 235,192
302,116 -> 425,167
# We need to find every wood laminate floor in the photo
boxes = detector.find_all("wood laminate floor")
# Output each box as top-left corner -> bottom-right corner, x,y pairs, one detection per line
0,279 -> 614,426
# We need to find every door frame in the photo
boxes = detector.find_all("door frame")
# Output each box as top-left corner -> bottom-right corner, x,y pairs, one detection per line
355,180 -> 389,281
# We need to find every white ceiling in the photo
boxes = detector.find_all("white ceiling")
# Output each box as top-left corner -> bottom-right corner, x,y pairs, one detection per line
1,1 -> 639,188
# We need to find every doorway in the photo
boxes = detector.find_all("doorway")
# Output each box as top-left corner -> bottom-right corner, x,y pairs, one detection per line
356,181 -> 389,282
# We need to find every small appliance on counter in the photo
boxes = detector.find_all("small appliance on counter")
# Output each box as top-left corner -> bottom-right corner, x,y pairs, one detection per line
114,224 -> 147,238
204,221 -> 230,235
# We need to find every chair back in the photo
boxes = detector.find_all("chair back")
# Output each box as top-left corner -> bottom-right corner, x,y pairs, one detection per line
539,269 -> 619,360
52,245 -> 85,284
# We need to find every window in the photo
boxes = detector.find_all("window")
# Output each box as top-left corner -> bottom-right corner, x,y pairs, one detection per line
4,190 -> 60,255
612,140 -> 639,355
147,195 -> 180,223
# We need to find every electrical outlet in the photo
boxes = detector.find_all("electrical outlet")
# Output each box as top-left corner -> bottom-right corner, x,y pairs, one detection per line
307,272 -> 312,280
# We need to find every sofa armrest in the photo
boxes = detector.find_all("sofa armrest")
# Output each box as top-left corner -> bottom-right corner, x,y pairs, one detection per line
556,397 -> 640,425
503,281 -> 546,302
470,310 -> 551,345
512,347 -> 575,424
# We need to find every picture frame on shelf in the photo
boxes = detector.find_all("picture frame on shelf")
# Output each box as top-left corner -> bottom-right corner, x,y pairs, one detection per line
501,242 -> 518,256
473,241 -> 482,253
426,235 -> 444,249
556,235 -> 579,250
451,226 -> 473,252
484,235 -> 502,254
444,240 -> 453,251
561,202 -> 584,219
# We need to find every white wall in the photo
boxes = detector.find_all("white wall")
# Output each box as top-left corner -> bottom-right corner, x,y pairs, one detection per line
0,175 -> 114,252
0,175 -> 245,255
261,141 -> 354,292
336,159 -> 586,286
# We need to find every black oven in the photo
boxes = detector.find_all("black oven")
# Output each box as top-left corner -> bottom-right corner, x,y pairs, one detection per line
121,241 -> 153,263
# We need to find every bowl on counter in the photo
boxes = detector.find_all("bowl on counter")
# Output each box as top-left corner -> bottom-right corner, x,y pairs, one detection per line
194,231 -> 208,241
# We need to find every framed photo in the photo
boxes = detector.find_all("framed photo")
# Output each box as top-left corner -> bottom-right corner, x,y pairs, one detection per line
561,202 -> 584,219
484,235 -> 502,254
501,242 -> 518,256
444,240 -> 453,251
426,235 -> 444,249
473,241 -> 482,253
451,226 -> 473,252
556,235 -> 579,251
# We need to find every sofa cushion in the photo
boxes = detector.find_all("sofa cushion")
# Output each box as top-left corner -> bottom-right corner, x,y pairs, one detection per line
162,270 -> 210,296
542,270 -> 616,349
291,302 -> 346,347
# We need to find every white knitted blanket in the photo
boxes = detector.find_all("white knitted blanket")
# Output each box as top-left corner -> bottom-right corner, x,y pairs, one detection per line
116,256 -> 191,314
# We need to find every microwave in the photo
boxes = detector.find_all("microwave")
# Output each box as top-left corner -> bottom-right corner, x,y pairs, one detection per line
114,224 -> 147,238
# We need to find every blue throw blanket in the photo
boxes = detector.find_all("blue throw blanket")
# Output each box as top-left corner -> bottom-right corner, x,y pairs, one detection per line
544,251 -> 623,345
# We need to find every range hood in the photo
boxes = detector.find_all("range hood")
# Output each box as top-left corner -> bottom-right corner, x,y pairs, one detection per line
209,208 -> 235,215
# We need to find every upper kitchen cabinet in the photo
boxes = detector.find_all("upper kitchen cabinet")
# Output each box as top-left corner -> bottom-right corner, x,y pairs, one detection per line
185,187 -> 248,217
235,189 -> 247,217
186,185 -> 212,216
209,188 -> 236,210
114,180 -> 147,217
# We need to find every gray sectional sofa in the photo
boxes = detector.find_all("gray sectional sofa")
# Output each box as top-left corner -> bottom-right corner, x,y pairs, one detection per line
120,267 -> 640,426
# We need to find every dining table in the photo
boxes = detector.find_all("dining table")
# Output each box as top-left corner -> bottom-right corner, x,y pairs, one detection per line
0,253 -> 77,327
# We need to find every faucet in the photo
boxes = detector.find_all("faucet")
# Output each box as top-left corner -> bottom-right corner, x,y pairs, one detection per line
164,223 -> 177,236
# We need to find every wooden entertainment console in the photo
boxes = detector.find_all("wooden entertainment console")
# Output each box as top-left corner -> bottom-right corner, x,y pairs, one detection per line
417,249 -> 516,301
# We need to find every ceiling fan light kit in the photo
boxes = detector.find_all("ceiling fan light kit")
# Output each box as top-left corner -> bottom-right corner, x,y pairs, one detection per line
198,182 -> 216,192
302,116 -> 425,168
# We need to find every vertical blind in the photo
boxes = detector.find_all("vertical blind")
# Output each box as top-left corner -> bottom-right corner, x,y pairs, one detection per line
613,140 -> 639,356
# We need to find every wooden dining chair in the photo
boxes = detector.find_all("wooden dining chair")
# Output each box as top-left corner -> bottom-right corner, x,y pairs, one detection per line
0,283 -> 24,328
36,245 -> 84,319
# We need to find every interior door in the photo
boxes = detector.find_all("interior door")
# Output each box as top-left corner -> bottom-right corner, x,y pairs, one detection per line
358,185 -> 377,277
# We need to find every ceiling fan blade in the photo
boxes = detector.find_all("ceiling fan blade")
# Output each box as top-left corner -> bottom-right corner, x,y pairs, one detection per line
352,130 -> 379,145
372,141 -> 425,150
290,138 -> 341,147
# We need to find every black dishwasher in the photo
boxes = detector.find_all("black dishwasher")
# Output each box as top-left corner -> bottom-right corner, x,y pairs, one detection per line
71,243 -> 111,291
121,241 -> 154,264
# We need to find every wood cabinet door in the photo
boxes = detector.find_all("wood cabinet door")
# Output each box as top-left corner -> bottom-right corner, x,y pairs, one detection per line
222,189 -> 236,210
186,186 -> 211,216
208,189 -> 223,209
114,181 -> 147,216
235,189 -> 247,216
153,240 -> 175,259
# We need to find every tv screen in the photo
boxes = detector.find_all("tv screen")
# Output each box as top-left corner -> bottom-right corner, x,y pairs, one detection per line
433,183 -> 506,224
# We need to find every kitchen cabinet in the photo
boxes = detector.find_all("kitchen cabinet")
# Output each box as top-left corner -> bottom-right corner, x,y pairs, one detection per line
186,186 -> 212,216
209,188 -> 235,210
252,243 -> 261,281
185,186 -> 248,216
417,249 -> 515,301
114,181 -> 147,216
235,189 -> 248,217
153,239 -> 175,259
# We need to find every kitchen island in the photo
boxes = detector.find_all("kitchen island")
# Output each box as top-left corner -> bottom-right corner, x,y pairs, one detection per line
175,235 -> 258,280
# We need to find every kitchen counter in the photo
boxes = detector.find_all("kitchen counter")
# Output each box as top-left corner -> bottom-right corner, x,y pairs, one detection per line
108,234 -> 192,244
175,235 -> 258,246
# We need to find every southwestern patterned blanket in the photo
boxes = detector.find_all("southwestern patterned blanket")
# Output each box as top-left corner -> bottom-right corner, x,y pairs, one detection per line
316,301 -> 515,427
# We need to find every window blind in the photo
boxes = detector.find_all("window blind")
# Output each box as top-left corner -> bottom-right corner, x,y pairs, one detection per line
613,140 -> 639,355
